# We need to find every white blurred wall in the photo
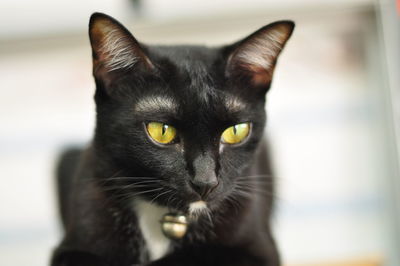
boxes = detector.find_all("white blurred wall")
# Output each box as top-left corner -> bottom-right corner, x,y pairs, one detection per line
0,0 -> 372,39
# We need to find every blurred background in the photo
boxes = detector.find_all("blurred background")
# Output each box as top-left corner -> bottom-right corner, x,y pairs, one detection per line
0,0 -> 399,265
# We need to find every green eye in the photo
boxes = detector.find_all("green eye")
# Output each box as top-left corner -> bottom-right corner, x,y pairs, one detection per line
146,122 -> 177,144
221,123 -> 250,144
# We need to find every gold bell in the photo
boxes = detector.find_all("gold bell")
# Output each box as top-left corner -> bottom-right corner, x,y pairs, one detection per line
160,213 -> 188,240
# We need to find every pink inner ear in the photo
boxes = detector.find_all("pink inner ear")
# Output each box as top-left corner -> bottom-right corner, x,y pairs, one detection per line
226,21 -> 294,88
90,16 -> 153,74
251,67 -> 273,87
97,28 -> 139,72
233,61 -> 275,87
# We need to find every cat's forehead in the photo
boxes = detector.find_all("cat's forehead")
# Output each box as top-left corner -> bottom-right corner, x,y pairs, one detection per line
149,45 -> 219,65
152,45 -> 218,80
133,90 -> 247,119
137,45 -> 249,115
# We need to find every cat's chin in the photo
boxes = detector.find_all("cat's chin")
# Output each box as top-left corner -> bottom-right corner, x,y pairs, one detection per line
136,197 -> 211,221
166,200 -> 211,222
187,200 -> 209,219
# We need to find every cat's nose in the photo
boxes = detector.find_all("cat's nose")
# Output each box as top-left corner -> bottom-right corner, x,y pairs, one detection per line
190,173 -> 219,199
190,153 -> 219,198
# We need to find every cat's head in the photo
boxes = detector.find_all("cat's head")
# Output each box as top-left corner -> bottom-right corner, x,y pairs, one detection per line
89,13 -> 294,217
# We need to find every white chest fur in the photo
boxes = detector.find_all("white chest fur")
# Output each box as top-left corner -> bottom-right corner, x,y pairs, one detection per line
134,199 -> 171,261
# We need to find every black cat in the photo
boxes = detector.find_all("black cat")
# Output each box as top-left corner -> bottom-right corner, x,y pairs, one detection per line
51,12 -> 294,266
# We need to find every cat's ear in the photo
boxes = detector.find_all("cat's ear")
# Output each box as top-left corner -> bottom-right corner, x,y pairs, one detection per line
89,13 -> 153,85
225,21 -> 294,91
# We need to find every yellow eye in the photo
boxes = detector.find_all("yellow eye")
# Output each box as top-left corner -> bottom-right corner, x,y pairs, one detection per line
146,122 -> 177,144
221,123 -> 250,144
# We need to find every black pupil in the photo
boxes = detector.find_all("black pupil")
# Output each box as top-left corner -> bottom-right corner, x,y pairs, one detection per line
233,125 -> 237,135
162,124 -> 167,135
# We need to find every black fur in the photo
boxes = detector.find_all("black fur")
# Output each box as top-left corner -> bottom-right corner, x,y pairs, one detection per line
51,13 -> 294,266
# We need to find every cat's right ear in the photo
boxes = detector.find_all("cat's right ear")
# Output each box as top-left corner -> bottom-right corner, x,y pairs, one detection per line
224,21 -> 294,94
89,13 -> 154,88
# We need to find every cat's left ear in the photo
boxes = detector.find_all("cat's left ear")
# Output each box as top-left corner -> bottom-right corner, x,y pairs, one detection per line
89,13 -> 154,87
225,21 -> 294,91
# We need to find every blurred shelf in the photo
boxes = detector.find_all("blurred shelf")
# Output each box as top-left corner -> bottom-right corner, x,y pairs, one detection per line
288,256 -> 382,266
